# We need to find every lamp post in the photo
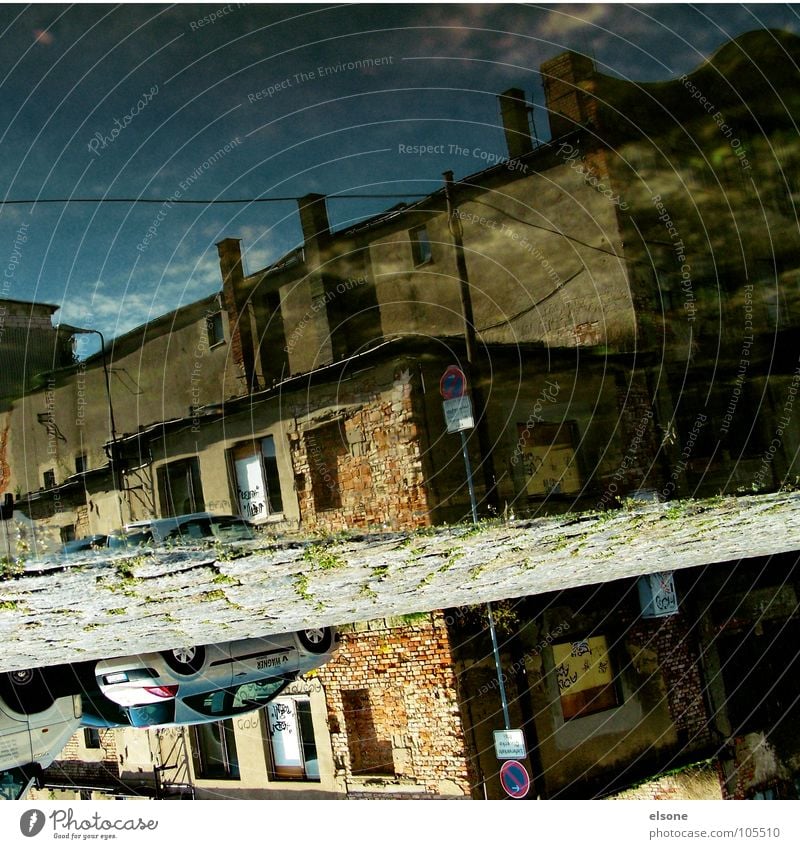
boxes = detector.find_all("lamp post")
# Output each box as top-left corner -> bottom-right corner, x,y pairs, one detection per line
58,324 -> 122,525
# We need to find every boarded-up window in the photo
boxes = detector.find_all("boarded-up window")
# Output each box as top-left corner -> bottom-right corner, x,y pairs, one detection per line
341,689 -> 395,776
156,456 -> 204,517
519,422 -> 581,496
305,422 -> 346,512
553,636 -> 619,720
231,436 -> 284,522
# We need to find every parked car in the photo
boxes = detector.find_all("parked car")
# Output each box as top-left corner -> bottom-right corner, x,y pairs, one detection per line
122,513 -> 254,546
95,627 -> 339,709
122,676 -> 296,728
61,534 -> 108,554
0,682 -> 81,772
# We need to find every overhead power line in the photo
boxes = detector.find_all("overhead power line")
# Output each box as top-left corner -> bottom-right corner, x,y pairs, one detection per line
0,193 -> 430,206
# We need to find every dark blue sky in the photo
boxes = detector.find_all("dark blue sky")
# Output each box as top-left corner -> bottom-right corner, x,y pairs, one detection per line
1,3 -> 798,352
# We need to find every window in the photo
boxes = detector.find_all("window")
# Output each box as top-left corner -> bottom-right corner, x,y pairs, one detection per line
410,225 -> 433,266
42,469 -> 56,489
75,454 -> 87,474
267,696 -> 320,781
341,688 -> 407,776
231,436 -> 284,522
83,728 -> 101,749
206,310 -> 225,347
304,423 -> 346,512
192,719 -> 240,780
156,456 -> 205,517
60,525 -> 76,544
518,422 -> 581,496
553,636 -> 619,720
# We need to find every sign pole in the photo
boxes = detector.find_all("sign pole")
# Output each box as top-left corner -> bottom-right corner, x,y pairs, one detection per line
459,431 -> 478,524
487,600 -> 511,729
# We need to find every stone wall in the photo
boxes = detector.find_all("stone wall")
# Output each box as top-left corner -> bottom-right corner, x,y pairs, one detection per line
317,613 -> 475,797
609,761 -> 723,800
625,612 -> 713,748
289,366 -> 431,532
42,729 -> 122,790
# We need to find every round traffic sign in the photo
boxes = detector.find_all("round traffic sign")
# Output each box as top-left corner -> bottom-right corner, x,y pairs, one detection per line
440,365 -> 467,399
499,759 -> 530,799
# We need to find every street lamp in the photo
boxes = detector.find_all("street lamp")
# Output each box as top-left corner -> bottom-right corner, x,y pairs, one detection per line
57,323 -> 122,525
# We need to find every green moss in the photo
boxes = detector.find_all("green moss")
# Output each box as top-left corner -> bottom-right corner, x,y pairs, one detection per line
303,544 -> 346,571
106,608 -> 126,616
0,599 -> 20,611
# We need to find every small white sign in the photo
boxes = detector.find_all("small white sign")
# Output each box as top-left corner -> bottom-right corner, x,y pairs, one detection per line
494,728 -> 526,760
638,571 -> 679,618
443,396 -> 474,433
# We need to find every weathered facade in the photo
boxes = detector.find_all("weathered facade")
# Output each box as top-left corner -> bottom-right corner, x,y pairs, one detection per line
36,614 -> 474,800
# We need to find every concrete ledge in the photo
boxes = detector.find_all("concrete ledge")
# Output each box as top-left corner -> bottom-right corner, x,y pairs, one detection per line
1,491 -> 799,671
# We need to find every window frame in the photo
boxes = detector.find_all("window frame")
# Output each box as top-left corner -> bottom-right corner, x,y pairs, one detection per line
551,635 -> 621,722
206,310 -> 226,348
409,225 -> 433,267
230,435 -> 285,523
266,695 -> 321,782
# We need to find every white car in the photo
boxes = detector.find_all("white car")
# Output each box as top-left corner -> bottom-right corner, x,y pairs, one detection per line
0,671 -> 81,772
115,513 -> 254,547
95,627 -> 338,709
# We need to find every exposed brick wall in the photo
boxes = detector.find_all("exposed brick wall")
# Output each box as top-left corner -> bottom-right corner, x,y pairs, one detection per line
317,613 -> 475,797
609,370 -> 663,495
609,761 -> 723,800
42,730 -> 121,788
626,612 -> 713,748
289,367 -> 431,532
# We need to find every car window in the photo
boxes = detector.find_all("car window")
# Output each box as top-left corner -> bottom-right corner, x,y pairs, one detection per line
108,530 -> 153,549
210,518 -> 254,541
126,702 -> 176,728
182,677 -> 290,718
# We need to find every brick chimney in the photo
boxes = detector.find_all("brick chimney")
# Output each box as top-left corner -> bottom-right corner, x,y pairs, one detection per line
540,51 -> 597,139
298,193 -> 330,243
216,237 -> 259,392
498,88 -> 534,159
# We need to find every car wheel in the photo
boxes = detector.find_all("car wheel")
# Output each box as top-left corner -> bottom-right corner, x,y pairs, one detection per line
161,646 -> 206,675
0,669 -> 55,713
297,627 -> 333,654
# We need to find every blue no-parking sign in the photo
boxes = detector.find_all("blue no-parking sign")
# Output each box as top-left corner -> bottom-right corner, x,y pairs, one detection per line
499,759 -> 531,799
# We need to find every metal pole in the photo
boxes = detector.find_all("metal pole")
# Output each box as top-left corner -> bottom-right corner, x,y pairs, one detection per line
460,429 -> 510,728
487,601 -> 512,730
459,430 -> 478,524
443,170 -> 497,511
